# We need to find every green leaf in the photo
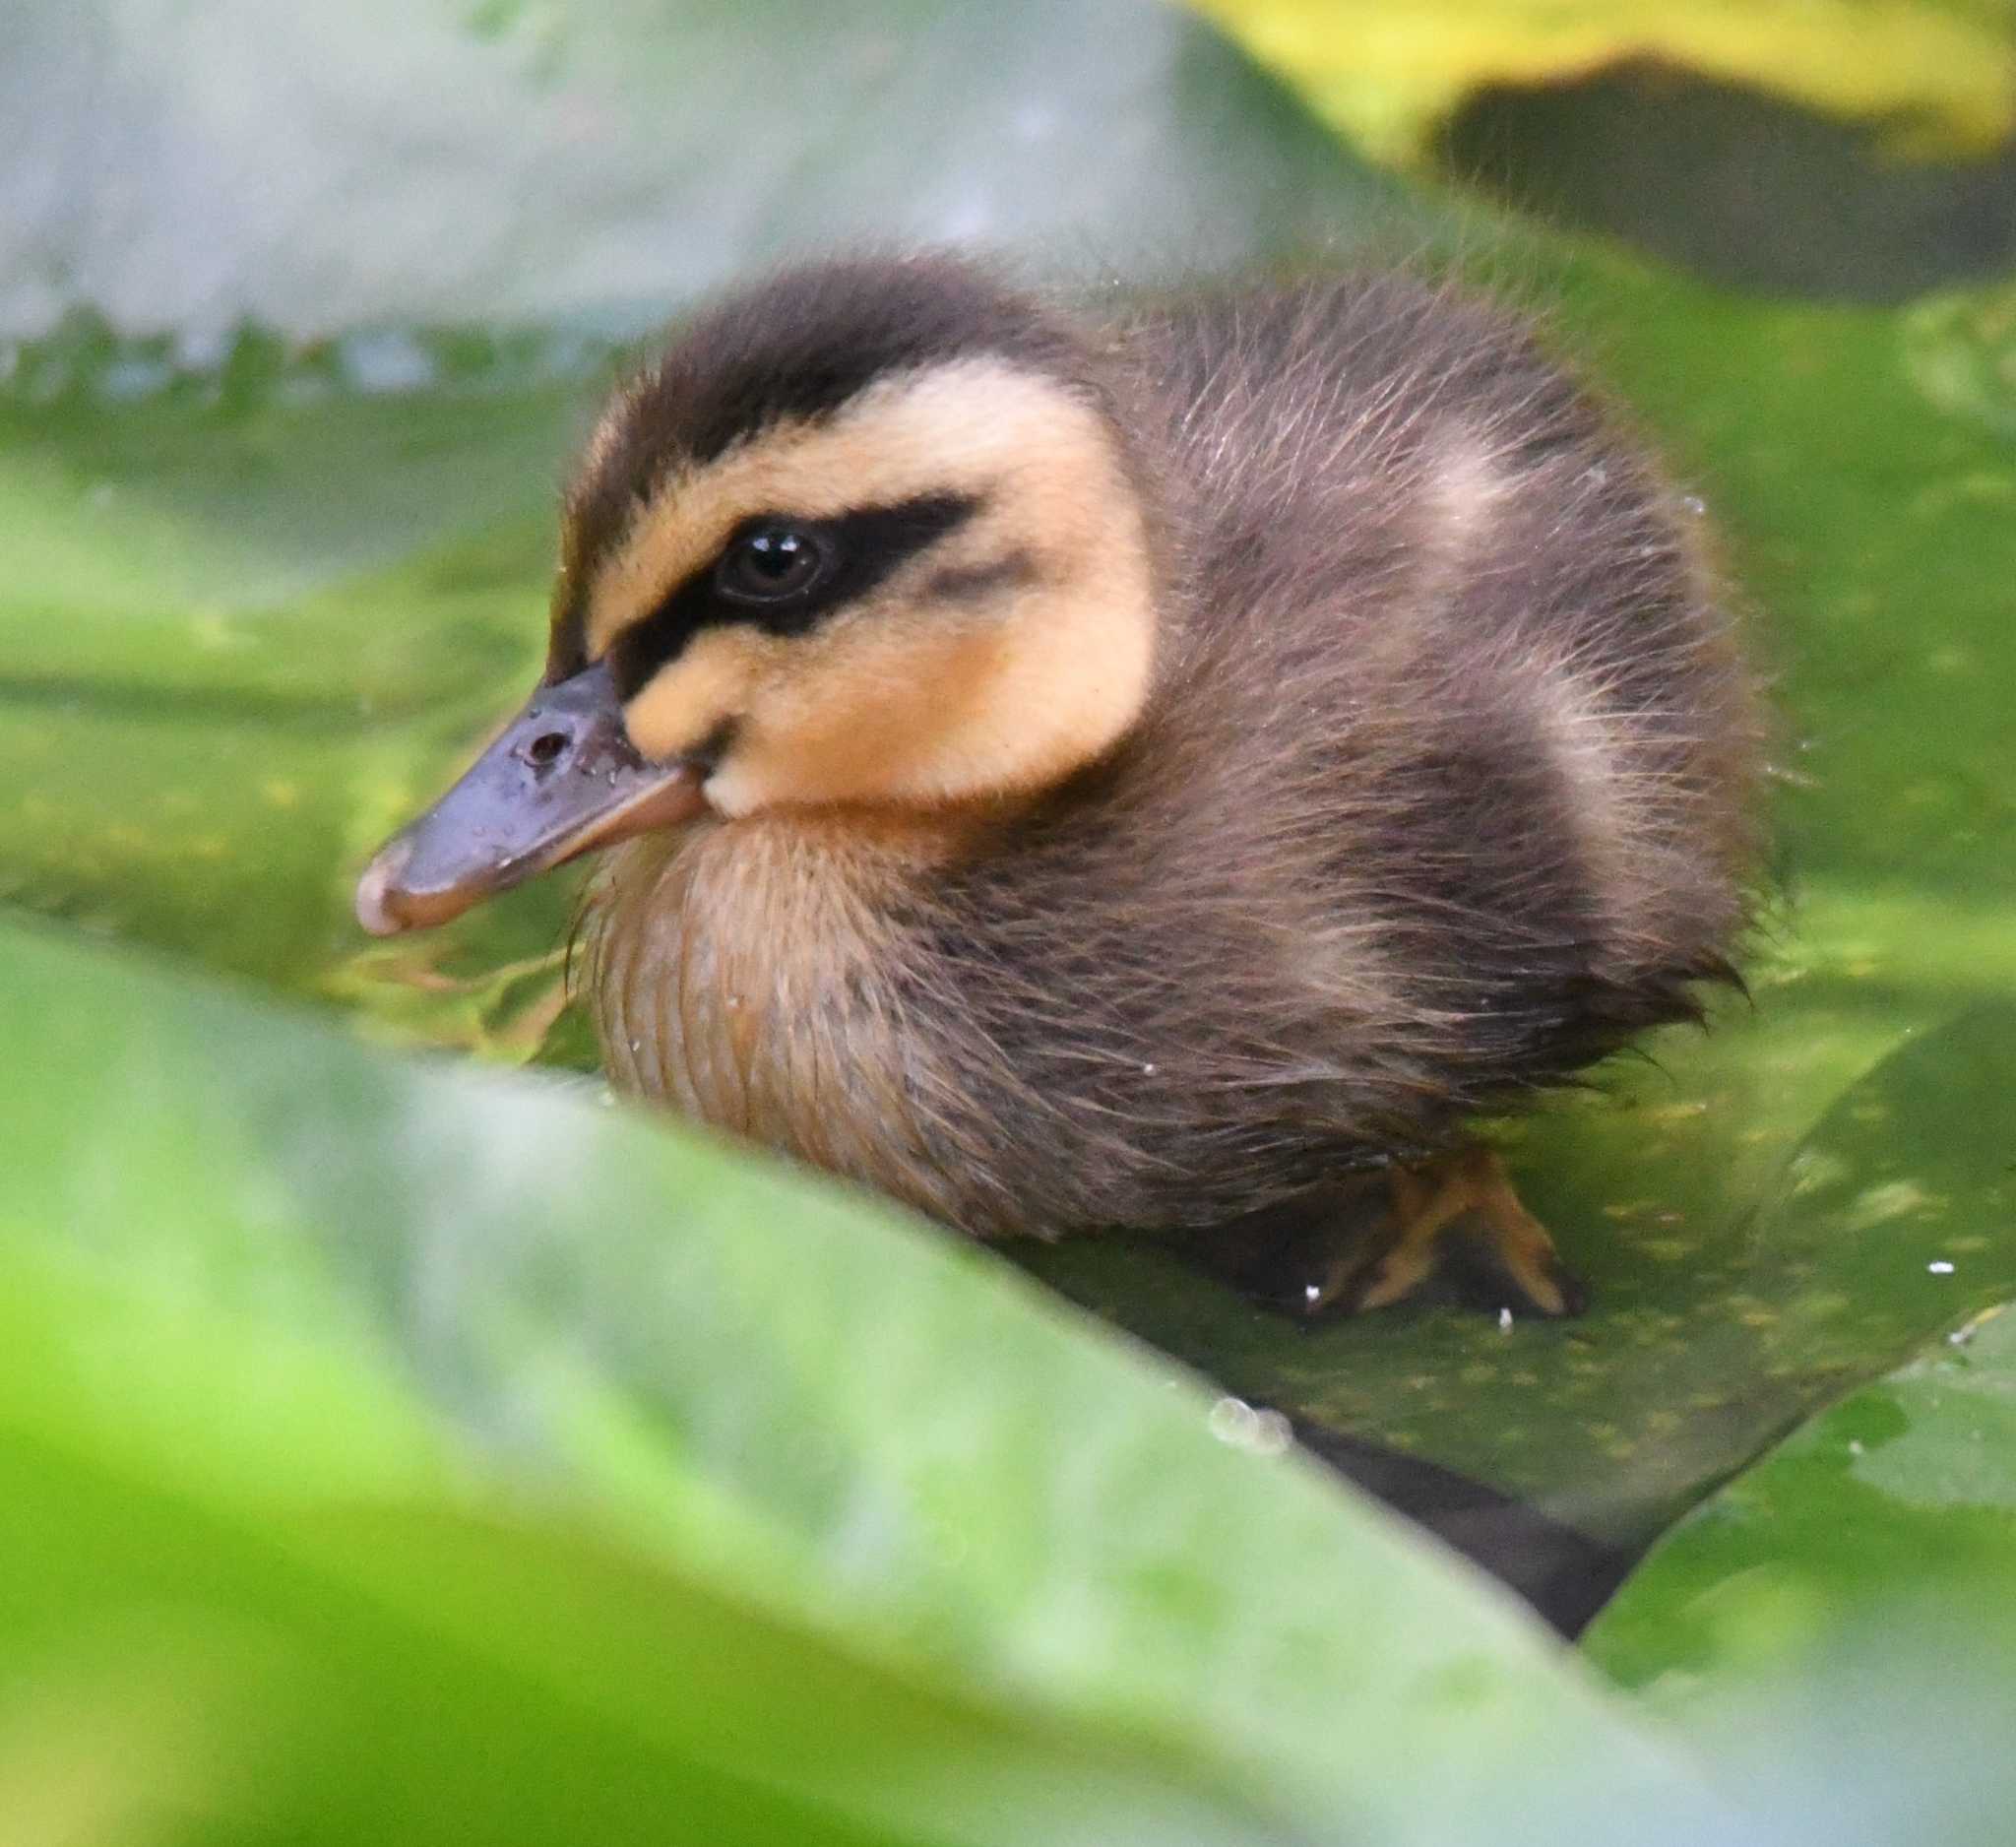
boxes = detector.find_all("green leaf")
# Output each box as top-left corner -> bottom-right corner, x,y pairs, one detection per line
1582,1001 -> 2016,1687
1585,1303 -> 2016,1687
0,1440 -> 1289,1847
0,370 -> 588,1030
3,0 -> 1407,342
0,921 -> 1742,1844
1577,1293 -> 2016,1845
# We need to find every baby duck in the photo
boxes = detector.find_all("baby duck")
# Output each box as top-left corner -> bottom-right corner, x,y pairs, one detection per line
356,253 -> 1760,1318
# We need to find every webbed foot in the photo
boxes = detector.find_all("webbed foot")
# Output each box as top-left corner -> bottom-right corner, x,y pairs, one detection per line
1311,1146 -> 1587,1320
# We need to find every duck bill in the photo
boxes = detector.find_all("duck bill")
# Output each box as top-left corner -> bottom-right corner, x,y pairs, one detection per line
354,660 -> 707,936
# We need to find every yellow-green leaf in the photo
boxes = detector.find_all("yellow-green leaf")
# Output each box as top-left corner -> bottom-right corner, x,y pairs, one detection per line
1190,0 -> 2016,166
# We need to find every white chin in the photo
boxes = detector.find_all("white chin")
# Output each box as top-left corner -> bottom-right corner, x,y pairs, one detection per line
701,766 -> 758,819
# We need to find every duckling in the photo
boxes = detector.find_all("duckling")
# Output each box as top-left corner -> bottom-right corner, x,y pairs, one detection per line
355,252 -> 1760,1318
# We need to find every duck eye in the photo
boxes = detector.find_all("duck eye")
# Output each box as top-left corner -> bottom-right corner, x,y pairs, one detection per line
717,526 -> 829,604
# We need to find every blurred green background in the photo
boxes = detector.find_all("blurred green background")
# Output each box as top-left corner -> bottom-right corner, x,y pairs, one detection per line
4,3 -> 2015,1842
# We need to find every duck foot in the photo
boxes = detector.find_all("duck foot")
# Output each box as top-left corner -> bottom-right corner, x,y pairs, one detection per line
1313,1146 -> 1588,1320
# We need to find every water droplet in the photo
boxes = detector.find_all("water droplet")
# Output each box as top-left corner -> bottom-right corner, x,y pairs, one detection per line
1682,493 -> 1707,516
1208,1396 -> 1292,1457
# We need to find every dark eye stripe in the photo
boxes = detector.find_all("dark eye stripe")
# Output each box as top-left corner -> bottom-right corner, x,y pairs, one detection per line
609,491 -> 979,699
918,549 -> 1040,604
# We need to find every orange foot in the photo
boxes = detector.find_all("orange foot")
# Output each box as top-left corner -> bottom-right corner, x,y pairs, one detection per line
1309,1146 -> 1588,1320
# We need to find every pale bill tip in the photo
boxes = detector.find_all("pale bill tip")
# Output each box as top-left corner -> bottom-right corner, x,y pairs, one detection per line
353,842 -> 411,937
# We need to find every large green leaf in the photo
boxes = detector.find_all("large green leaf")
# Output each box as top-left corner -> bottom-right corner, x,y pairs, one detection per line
0,920 -> 1745,1845
1583,1004 -> 2016,1688
0,1436 -> 1287,1847
1576,1299 -> 2016,1845
7,0 -> 2016,1598
1585,1301 -> 2016,1689
2,0 -> 1405,343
